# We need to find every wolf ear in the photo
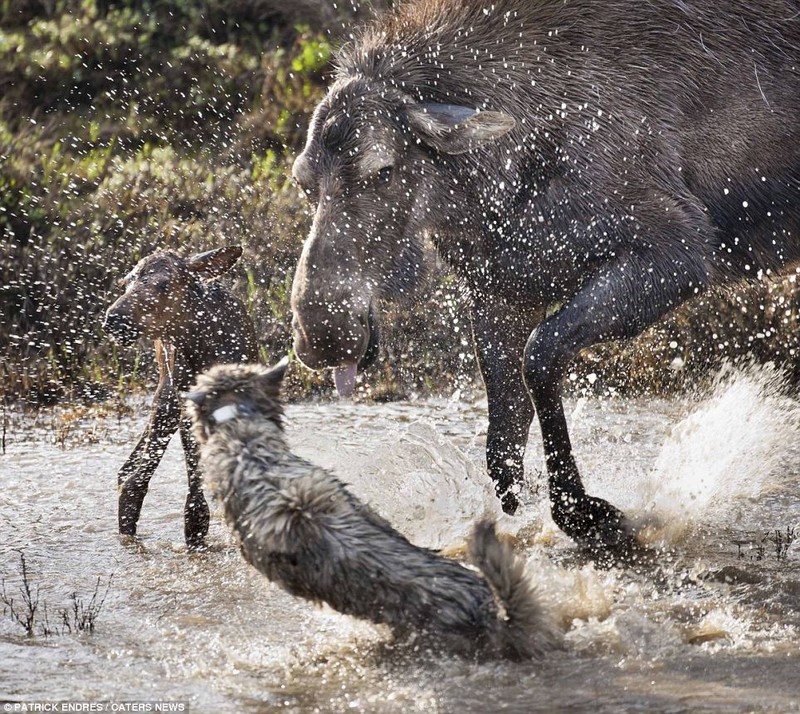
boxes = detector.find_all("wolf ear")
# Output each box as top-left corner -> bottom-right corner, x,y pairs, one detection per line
187,245 -> 244,279
405,103 -> 515,154
260,356 -> 289,387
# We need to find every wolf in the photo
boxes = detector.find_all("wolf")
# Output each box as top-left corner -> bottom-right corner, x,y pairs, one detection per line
185,361 -> 559,659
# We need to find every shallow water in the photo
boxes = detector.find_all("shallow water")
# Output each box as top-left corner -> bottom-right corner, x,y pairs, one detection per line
1,367 -> 799,713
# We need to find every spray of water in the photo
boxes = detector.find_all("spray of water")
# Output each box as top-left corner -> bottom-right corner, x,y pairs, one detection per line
282,381 -> 800,656
635,363 -> 800,545
348,420 -> 505,550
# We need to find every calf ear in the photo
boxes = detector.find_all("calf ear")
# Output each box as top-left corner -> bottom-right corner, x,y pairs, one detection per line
187,245 -> 244,278
405,103 -> 515,154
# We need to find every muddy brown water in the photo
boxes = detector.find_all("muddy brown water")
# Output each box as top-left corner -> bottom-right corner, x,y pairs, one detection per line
1,367 -> 799,713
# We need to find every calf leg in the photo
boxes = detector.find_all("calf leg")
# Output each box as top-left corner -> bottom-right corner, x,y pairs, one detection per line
471,301 -> 544,514
118,388 -> 180,536
523,246 -> 710,560
179,416 -> 209,549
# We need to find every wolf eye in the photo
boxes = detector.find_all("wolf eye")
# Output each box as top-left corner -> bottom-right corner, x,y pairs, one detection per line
376,166 -> 394,185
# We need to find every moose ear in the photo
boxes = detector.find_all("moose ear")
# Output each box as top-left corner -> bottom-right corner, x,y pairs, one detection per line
187,245 -> 244,278
405,103 -> 515,154
260,356 -> 290,387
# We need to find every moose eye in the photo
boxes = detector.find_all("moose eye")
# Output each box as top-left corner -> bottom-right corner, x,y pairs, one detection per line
295,179 -> 319,205
376,165 -> 394,185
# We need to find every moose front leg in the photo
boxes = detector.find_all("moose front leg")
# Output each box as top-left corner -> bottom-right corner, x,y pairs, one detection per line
179,416 -> 209,549
523,247 -> 709,561
471,301 -> 544,515
118,386 -> 180,537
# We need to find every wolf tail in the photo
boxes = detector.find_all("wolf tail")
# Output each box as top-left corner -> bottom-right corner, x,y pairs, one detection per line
468,520 -> 560,659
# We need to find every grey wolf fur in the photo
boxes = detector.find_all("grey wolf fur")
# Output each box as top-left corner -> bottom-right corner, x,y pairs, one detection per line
186,361 -> 559,659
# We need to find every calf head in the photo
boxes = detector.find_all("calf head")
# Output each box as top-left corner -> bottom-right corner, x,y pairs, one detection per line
290,74 -> 514,394
103,246 -> 244,345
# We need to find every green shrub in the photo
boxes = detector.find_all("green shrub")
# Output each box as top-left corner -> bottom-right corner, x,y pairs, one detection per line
1,0 -> 798,405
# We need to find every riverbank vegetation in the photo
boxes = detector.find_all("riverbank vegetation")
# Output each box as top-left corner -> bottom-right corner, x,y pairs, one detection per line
2,0 -> 798,406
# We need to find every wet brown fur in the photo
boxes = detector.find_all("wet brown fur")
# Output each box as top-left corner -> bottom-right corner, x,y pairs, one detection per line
290,0 -> 800,558
103,246 -> 259,547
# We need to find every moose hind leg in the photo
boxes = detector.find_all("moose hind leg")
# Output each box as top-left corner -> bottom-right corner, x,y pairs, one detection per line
180,417 -> 209,549
523,247 -> 710,561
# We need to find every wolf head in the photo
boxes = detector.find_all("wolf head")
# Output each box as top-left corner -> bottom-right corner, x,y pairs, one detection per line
185,359 -> 289,443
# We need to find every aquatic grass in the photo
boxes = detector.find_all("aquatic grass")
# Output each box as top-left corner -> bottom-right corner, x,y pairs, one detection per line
1,393 -> 7,454
1,552 -> 39,636
60,575 -> 114,634
733,527 -> 797,562
1,551 -> 114,637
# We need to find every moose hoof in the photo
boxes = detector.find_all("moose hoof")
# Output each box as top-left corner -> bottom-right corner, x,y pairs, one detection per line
552,493 -> 647,566
184,521 -> 209,550
499,488 -> 520,516
118,516 -> 138,538
185,533 -> 207,551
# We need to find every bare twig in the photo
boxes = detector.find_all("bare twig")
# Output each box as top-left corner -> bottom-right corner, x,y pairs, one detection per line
2,551 -> 113,637
63,574 -> 113,633
1,392 -> 7,455
1,552 -> 40,636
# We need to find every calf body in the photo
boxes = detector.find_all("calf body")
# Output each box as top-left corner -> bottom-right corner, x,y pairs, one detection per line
289,0 -> 800,558
103,246 -> 259,547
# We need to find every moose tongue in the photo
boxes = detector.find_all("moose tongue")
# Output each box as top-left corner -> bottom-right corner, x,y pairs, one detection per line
333,364 -> 358,398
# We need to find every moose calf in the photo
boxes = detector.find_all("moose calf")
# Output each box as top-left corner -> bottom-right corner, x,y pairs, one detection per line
103,246 -> 259,547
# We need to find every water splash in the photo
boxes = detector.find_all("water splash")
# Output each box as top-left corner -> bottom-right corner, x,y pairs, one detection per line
286,404 -> 507,550
345,420 -> 505,550
3,397 -> 799,712
636,364 -> 800,545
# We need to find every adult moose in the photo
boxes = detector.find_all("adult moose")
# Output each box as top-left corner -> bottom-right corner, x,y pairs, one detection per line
289,0 -> 800,559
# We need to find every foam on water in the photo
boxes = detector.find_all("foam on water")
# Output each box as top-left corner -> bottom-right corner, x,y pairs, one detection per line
633,364 -> 800,545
